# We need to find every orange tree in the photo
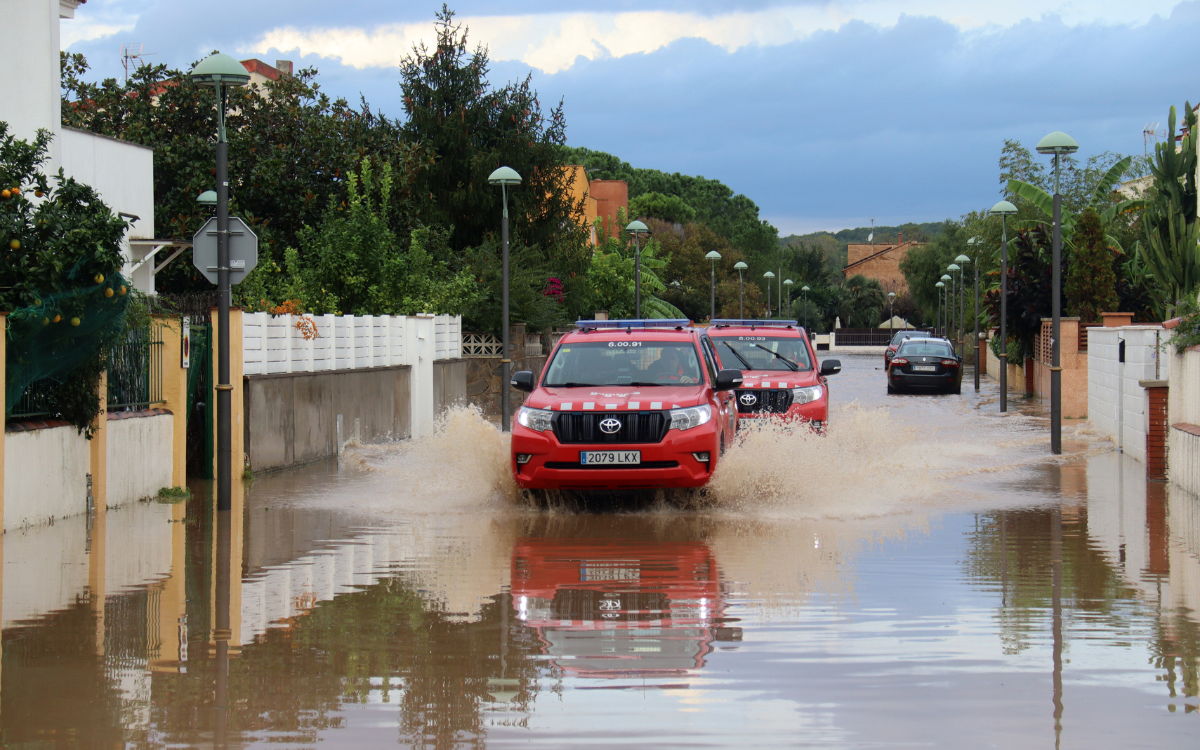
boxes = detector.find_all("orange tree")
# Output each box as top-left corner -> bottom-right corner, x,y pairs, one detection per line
0,123 -> 131,432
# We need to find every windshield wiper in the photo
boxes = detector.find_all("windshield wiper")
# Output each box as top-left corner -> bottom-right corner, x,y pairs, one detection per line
547,381 -> 599,388
625,381 -> 666,386
751,343 -> 799,371
721,341 -> 754,370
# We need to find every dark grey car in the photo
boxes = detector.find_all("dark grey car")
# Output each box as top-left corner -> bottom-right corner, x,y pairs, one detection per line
887,338 -> 962,395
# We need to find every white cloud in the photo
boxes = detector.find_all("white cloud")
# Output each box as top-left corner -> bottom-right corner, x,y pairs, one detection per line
244,1 -> 1181,74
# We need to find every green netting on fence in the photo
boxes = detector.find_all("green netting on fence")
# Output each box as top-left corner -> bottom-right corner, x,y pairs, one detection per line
5,268 -> 132,414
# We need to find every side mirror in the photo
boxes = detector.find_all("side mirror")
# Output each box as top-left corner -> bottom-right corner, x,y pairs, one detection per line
820,360 -> 841,376
714,369 -> 744,391
511,371 -> 536,392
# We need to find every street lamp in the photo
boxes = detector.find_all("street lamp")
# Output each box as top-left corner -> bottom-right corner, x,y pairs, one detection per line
190,52 -> 249,513
1037,130 -> 1078,455
734,261 -> 748,318
957,251 -> 976,391
488,165 -> 522,432
887,291 -> 896,339
626,220 -> 650,318
783,279 -> 793,319
990,200 -> 1018,413
955,252 -> 974,391
940,274 -> 952,337
935,281 -> 945,336
763,271 -> 775,318
706,250 -> 722,320
801,285 -> 811,331
948,262 -> 962,348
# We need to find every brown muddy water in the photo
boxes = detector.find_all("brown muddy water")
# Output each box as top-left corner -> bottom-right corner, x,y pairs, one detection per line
2,354 -> 1198,748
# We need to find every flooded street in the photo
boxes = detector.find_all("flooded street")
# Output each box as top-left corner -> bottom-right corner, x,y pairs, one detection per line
3,353 -> 1198,748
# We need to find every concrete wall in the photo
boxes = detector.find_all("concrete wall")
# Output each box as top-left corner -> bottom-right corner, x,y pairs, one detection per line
1031,318 -> 1089,419
433,359 -> 467,415
105,413 -> 174,505
3,423 -> 90,530
984,335 -> 1026,393
1168,347 -> 1200,496
1089,326 -> 1166,462
244,365 -> 412,472
0,0 -> 66,166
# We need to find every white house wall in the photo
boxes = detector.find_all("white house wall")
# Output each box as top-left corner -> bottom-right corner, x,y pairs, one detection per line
1087,326 -> 1164,463
0,0 -> 64,167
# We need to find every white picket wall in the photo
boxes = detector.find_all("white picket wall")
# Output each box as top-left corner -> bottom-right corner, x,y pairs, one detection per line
243,313 -> 461,376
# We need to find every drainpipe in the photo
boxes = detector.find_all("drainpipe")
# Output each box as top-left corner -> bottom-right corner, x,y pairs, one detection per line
1117,335 -> 1125,453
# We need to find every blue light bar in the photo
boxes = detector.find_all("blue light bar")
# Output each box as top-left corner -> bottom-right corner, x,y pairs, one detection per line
575,319 -> 691,330
710,319 -> 799,328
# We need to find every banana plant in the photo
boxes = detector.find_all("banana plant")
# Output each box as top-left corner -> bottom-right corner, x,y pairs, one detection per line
1005,156 -> 1145,254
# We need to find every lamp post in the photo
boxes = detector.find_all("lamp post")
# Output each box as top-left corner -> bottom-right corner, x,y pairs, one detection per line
734,261 -> 748,318
989,200 -> 1018,412
488,166 -> 522,432
1037,131 -> 1078,455
763,271 -> 775,318
626,220 -> 650,318
706,251 -> 722,320
948,263 -> 962,349
801,285 -> 810,330
940,274 -> 952,337
887,291 -> 896,339
189,53 -> 249,513
957,251 -> 976,391
783,279 -> 793,319
935,282 -> 945,336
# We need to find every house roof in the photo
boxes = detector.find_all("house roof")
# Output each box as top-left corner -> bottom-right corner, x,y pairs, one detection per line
241,59 -> 281,80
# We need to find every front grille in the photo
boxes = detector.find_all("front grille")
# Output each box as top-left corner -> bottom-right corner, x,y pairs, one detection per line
552,412 -> 670,444
544,460 -> 680,470
735,389 -> 792,414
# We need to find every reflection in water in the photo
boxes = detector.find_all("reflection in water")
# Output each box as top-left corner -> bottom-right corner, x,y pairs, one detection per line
3,357 -> 1200,745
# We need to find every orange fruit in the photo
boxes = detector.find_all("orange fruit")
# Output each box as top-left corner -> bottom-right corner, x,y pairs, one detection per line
1,189 -> 9,199
34,190 -> 44,198
93,273 -> 104,284
52,314 -> 61,323
41,317 -> 49,326
10,188 -> 18,197
119,285 -> 127,296
10,239 -> 19,250
104,288 -> 114,298
70,317 -> 81,326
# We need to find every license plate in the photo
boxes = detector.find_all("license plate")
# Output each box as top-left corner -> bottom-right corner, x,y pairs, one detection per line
580,450 -> 641,465
912,365 -> 937,372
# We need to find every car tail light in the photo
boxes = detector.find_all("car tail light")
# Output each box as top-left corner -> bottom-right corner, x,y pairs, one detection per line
891,358 -> 908,366
941,359 -> 959,367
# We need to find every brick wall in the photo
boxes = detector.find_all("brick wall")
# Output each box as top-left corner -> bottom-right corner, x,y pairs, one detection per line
843,242 -> 923,295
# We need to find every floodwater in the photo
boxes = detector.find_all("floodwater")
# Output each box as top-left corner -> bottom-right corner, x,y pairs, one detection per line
2,354 -> 1198,748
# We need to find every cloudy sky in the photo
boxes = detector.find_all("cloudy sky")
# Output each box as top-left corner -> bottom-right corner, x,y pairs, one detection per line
64,0 -> 1195,234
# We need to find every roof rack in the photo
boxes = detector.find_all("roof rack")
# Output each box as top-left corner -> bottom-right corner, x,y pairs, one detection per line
710,319 -> 799,329
575,319 -> 691,330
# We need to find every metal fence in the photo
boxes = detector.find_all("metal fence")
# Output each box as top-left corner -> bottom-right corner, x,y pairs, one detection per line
8,325 -> 165,420
108,326 -> 165,411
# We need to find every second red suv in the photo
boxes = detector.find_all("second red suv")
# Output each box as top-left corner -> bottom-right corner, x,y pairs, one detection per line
704,319 -> 840,428
510,320 -> 743,491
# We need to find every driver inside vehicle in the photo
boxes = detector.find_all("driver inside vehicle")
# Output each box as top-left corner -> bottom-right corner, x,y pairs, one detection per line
647,348 -> 697,384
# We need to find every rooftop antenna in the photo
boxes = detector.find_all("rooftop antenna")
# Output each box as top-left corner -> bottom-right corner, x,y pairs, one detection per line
120,43 -> 155,82
867,218 -> 874,245
1143,122 -> 1164,157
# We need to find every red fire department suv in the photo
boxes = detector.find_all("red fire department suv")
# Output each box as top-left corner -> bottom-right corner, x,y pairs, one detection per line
509,320 -> 743,491
704,319 -> 840,427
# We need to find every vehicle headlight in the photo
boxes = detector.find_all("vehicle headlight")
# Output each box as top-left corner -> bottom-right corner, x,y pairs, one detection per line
516,406 -> 554,432
791,385 -> 824,405
669,404 -> 712,431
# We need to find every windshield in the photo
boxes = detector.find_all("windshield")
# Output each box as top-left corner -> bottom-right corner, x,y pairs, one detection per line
542,341 -> 704,387
890,330 -> 930,346
898,340 -> 955,358
709,335 -> 813,371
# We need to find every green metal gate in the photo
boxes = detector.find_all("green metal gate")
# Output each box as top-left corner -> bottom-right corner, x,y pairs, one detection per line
185,322 -> 213,478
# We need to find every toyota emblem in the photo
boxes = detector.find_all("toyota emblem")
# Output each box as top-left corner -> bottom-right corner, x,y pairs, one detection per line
739,392 -> 758,406
599,418 -> 622,434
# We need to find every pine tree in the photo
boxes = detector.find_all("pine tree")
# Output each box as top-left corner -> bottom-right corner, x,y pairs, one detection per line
1065,208 -> 1118,322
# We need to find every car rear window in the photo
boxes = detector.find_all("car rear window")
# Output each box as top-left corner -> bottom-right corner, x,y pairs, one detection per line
890,330 -> 930,346
543,341 -> 703,387
898,341 -> 955,357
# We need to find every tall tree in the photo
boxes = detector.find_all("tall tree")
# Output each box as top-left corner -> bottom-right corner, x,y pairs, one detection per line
1064,208 -> 1118,322
1138,104 -> 1200,316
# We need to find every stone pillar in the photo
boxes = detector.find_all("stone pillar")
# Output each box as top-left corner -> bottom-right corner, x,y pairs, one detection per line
210,308 -> 245,479
1141,379 -> 1169,480
155,315 -> 189,487
1101,312 -> 1135,328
